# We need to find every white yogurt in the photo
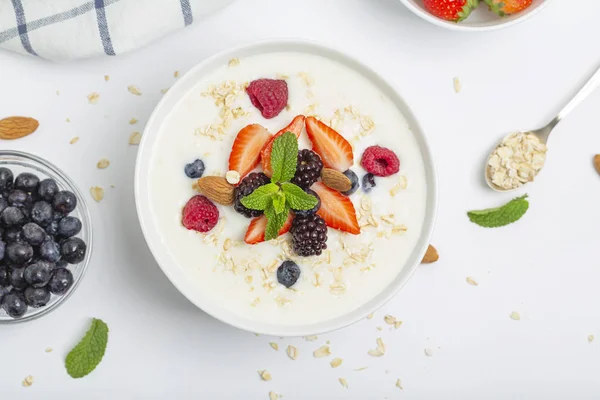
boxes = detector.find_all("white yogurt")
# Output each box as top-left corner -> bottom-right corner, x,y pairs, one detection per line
149,52 -> 427,326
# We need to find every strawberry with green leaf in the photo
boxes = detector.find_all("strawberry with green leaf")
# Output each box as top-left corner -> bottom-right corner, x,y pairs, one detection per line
484,0 -> 532,16
422,0 -> 479,22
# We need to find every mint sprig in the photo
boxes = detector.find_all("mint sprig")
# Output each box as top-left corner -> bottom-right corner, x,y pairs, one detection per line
239,132 -> 318,241
65,318 -> 109,379
467,195 -> 529,228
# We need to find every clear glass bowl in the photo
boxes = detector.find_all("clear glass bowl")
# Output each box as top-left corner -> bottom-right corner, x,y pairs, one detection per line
0,150 -> 92,323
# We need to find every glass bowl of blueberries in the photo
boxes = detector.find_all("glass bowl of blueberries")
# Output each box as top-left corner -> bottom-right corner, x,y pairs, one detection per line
0,150 -> 92,323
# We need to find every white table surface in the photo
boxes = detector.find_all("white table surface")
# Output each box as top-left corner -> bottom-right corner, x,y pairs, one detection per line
2,0 -> 600,398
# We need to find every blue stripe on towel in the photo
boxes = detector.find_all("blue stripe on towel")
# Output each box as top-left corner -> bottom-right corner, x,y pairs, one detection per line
180,0 -> 193,26
94,0 -> 115,56
10,0 -> 37,56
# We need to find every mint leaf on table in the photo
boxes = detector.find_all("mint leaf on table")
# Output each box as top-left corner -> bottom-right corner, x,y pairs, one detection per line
265,204 -> 290,240
467,195 -> 529,228
65,318 -> 109,379
240,183 -> 279,210
281,182 -> 318,210
270,131 -> 298,183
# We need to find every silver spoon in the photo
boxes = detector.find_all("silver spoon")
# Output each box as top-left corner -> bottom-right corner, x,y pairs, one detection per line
485,63 -> 600,192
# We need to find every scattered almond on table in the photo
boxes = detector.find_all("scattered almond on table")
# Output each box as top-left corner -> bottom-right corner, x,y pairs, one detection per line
421,244 -> 439,263
0,116 -> 39,140
593,155 -> 600,176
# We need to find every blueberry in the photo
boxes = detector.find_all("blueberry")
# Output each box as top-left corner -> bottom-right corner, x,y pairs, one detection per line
342,169 -> 359,196
52,191 -> 77,214
60,237 -> 86,264
21,223 -> 45,246
5,242 -> 33,265
24,261 -> 54,288
57,216 -> 82,238
37,179 -> 59,202
362,173 -> 376,193
9,268 -> 27,291
39,239 -> 61,262
2,291 -> 27,318
31,201 -> 53,227
45,221 -> 59,236
0,286 -> 6,304
0,240 -> 4,261
184,159 -> 205,179
7,190 -> 30,207
14,172 -> 40,193
292,189 -> 321,218
0,265 -> 8,286
0,206 -> 25,226
4,227 -> 22,243
276,260 -> 301,288
0,168 -> 14,192
0,197 -> 7,214
24,286 -> 50,308
48,268 -> 73,295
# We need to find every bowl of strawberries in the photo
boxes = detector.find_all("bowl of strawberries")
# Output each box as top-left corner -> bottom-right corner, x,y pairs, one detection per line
399,0 -> 553,31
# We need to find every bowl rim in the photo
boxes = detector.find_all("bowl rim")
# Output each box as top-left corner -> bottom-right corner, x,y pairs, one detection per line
0,150 -> 93,324
134,38 -> 438,336
397,0 -> 554,32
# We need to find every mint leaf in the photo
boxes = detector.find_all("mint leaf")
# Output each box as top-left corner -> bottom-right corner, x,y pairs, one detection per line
270,132 -> 298,183
467,195 -> 529,228
240,183 -> 279,210
65,318 -> 109,379
272,191 -> 286,214
281,182 -> 318,210
265,205 -> 290,241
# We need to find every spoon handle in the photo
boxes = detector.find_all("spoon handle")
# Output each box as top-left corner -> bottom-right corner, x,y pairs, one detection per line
556,63 -> 600,123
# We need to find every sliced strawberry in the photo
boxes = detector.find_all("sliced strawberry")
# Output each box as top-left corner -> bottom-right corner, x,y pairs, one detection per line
312,182 -> 360,235
244,213 -> 294,244
228,124 -> 272,181
305,116 -> 353,172
261,115 -> 305,176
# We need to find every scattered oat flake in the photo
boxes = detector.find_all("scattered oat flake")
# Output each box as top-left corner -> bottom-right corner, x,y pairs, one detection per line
129,118 -> 138,125
56,90 -> 60,95
339,378 -> 348,389
466,277 -> 478,286
354,367 -> 368,371
286,345 -> 298,360
424,348 -> 433,357
127,85 -> 142,95
394,321 -> 403,329
330,358 -> 343,368
268,392 -> 279,400
22,375 -> 33,387
384,315 -> 397,325
367,313 -> 374,320
396,378 -> 403,390
453,77 -> 461,93
304,335 -> 318,341
298,72 -> 314,86
174,70 -> 180,78
228,58 -> 240,67
313,345 -> 331,358
104,75 -> 110,81
251,297 -> 261,307
160,88 -> 169,94
510,311 -> 521,321
87,92 -> 100,104
269,342 -> 279,351
97,158 -> 110,169
45,347 -> 53,353
258,370 -> 272,381
588,335 -> 595,343
90,186 -> 104,202
368,338 -> 386,357
129,132 -> 141,145
70,136 -> 80,145
66,118 -> 71,123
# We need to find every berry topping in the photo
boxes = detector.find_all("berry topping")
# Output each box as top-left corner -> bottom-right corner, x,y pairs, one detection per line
291,150 -> 323,189
277,261 -> 301,288
9,268 -> 28,291
57,216 -> 82,238
7,190 -> 30,207
423,0 -> 478,22
228,124 -> 272,180
244,213 -> 293,245
1,206 -> 24,227
37,179 -> 59,202
361,146 -> 400,177
14,172 -> 40,193
24,261 -> 54,288
305,116 -> 354,172
21,222 -> 46,246
60,237 -> 87,264
2,291 -> 27,318
39,239 -> 61,262
24,287 -> 50,308
362,173 -> 376,193
246,79 -> 288,119
0,167 -> 14,192
290,214 -> 328,257
261,115 -> 305,176
48,268 -> 74,295
181,195 -> 219,233
184,159 -> 205,179
31,201 -> 54,227
53,191 -> 77,214
6,242 -> 33,265
292,188 -> 321,218
312,182 -> 360,235
484,0 -> 531,16
234,172 -> 271,218
342,170 -> 359,196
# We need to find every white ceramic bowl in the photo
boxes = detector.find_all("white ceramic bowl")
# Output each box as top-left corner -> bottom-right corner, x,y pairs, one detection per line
398,0 -> 553,31
135,40 -> 438,336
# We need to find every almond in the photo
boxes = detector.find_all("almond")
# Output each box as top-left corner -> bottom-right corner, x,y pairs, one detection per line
321,168 -> 352,192
196,176 -> 234,206
421,245 -> 439,264
0,117 -> 39,140
594,155 -> 600,176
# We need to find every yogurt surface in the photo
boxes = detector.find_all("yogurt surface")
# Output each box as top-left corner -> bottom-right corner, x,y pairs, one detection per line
149,51 -> 427,326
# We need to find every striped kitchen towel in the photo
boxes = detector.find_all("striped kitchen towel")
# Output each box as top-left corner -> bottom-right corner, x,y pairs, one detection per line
0,0 -> 235,61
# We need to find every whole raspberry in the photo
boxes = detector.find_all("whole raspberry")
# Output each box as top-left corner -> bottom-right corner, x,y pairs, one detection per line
182,195 -> 219,233
246,79 -> 288,119
360,146 -> 400,177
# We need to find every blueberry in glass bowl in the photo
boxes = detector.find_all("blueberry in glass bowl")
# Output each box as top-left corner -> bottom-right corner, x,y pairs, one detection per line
0,151 -> 92,323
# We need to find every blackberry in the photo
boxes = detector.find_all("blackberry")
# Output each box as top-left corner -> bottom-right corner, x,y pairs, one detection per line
233,172 -> 271,218
290,214 -> 328,257
291,150 -> 323,189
